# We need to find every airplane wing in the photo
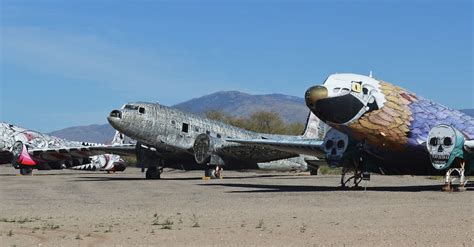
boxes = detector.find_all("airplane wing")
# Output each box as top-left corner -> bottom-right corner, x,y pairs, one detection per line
227,138 -> 326,158
13,141 -> 135,167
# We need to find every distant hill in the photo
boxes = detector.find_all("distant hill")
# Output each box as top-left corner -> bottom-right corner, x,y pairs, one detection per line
48,124 -> 116,144
173,91 -> 309,123
48,91 -> 309,143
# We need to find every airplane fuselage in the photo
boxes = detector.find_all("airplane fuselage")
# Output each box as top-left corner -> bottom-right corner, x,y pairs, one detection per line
305,74 -> 474,175
108,102 -> 312,170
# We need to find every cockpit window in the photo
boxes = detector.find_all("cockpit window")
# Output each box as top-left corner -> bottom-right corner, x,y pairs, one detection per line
139,107 -> 145,114
124,104 -> 139,110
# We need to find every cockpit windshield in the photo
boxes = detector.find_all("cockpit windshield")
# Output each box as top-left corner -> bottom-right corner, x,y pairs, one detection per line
124,104 -> 139,110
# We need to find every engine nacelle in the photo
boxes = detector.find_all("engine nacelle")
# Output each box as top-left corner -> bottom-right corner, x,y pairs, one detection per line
193,134 -> 226,165
322,128 -> 349,167
427,125 -> 466,170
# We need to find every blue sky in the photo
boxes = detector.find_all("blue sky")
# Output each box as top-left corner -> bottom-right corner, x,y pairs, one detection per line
1,0 -> 472,132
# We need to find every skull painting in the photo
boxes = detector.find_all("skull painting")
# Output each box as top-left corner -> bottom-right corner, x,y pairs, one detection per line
427,125 -> 457,170
323,128 -> 349,167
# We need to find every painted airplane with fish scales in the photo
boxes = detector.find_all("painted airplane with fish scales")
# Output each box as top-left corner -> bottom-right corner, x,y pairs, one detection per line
231,73 -> 473,190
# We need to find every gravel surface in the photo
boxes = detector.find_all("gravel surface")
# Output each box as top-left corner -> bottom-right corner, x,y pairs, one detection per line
0,166 -> 472,246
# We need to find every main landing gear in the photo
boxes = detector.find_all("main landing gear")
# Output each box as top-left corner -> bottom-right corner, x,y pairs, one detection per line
442,161 -> 468,192
340,157 -> 363,189
204,165 -> 223,179
19,166 -> 33,176
145,166 -> 163,180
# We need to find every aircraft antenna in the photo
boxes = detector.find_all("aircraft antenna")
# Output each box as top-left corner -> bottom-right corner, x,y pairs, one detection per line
369,71 -> 373,78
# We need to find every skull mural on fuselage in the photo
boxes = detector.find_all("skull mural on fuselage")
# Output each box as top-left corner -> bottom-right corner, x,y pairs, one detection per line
427,125 -> 464,170
322,128 -> 349,167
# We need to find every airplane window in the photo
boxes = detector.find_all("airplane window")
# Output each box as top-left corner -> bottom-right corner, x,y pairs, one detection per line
217,134 -> 221,138
206,130 -> 211,135
194,126 -> 200,132
171,120 -> 176,125
182,123 -> 189,133
139,107 -> 145,114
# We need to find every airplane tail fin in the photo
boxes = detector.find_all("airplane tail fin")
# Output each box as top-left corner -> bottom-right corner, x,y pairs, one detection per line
302,111 -> 329,139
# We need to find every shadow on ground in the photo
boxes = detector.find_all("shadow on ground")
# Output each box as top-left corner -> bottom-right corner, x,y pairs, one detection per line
200,181 -> 474,193
72,173 -> 300,182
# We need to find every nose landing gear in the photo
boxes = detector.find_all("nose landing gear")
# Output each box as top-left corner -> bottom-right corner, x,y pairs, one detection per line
340,157 -> 363,189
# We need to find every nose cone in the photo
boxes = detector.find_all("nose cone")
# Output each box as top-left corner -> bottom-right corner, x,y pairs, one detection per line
305,86 -> 328,108
107,110 -> 123,129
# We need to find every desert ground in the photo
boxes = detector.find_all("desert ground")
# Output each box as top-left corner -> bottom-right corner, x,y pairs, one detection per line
0,166 -> 472,247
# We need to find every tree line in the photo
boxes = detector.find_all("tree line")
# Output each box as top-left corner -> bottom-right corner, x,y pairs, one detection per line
205,110 -> 305,135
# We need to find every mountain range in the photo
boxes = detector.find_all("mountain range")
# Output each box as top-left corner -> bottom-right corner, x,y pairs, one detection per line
48,91 -> 474,144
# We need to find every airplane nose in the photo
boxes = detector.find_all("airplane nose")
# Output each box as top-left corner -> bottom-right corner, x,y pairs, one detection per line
305,85 -> 328,108
109,110 -> 122,119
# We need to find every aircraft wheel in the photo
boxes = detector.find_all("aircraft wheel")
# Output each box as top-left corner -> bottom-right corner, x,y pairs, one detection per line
309,168 -> 318,176
20,167 -> 33,176
205,166 -> 222,179
145,167 -> 160,179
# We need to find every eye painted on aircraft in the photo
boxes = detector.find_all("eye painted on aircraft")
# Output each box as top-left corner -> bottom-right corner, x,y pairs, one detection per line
351,81 -> 362,93
443,137 -> 453,146
337,140 -> 345,149
325,140 -> 334,149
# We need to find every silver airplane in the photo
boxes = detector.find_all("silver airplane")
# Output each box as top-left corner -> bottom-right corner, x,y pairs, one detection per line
0,122 -> 133,175
107,102 -> 343,179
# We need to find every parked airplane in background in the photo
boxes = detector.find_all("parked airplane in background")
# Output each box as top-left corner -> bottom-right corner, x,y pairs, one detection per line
0,122 -> 132,175
232,73 -> 473,191
107,103 -> 343,179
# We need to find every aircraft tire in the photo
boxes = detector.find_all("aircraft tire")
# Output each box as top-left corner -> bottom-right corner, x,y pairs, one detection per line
20,167 -> 33,176
145,167 -> 160,179
205,167 -> 221,179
